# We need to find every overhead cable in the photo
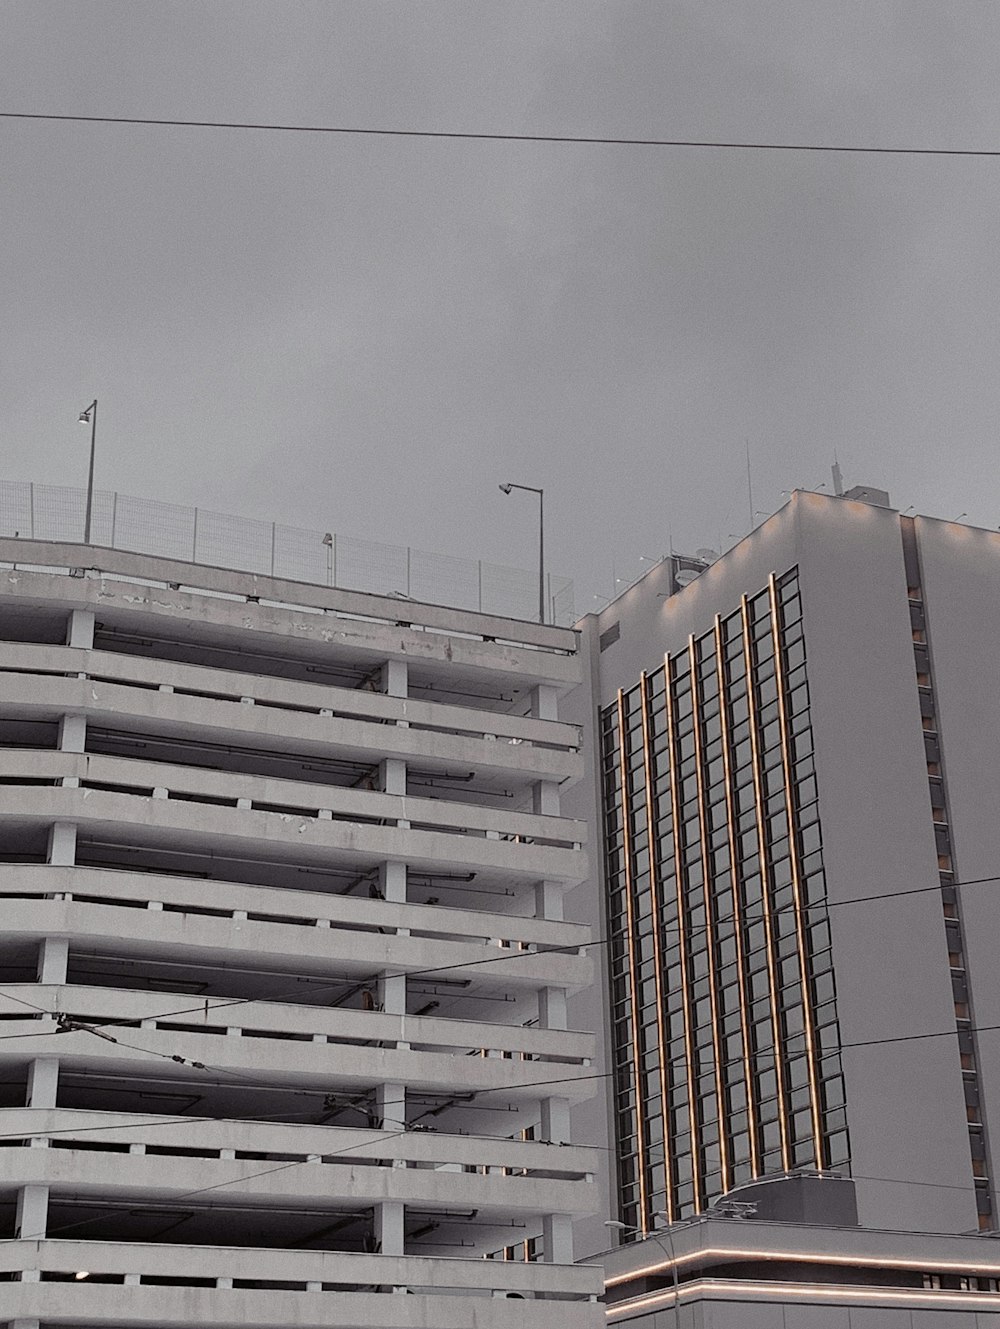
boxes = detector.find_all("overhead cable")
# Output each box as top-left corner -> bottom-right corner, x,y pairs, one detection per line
1,110 -> 998,158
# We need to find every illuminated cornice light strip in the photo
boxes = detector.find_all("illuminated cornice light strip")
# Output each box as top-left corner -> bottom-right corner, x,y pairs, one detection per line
606,1242 -> 1000,1289
606,1277 -> 1000,1319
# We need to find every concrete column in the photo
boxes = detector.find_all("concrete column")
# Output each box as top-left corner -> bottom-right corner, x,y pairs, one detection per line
66,609 -> 95,649
532,780 -> 560,817
26,1059 -> 59,1108
375,1195 -> 408,1293
46,822 -> 76,866
530,684 -> 558,723
378,969 -> 408,1052
382,660 -> 408,699
15,1184 -> 48,1239
530,685 -> 561,823
538,986 -> 567,1032
380,758 -> 407,797
535,879 -> 564,922
374,1198 -> 404,1256
379,861 -> 407,904
378,973 -> 406,1017
376,1082 -> 406,1133
539,1076 -> 575,1266
375,862 -> 409,1047
540,1095 -> 570,1145
58,714 -> 87,754
37,938 -> 68,986
542,1211 -> 574,1265
380,756 -> 409,830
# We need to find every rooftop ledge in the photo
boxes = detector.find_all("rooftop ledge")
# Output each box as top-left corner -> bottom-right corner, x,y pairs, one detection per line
0,535 -> 579,656
0,476 -> 576,629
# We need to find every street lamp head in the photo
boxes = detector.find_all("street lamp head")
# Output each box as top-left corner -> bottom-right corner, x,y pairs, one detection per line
78,410 -> 92,424
498,483 -> 513,495
322,532 -> 333,547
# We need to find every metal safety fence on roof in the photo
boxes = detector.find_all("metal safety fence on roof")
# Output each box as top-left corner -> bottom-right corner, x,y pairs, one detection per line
0,480 -> 575,627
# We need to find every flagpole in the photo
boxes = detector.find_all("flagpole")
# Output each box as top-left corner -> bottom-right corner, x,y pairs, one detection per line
79,400 -> 98,544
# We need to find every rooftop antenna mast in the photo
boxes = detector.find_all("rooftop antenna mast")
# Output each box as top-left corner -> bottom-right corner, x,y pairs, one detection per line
746,440 -> 754,530
832,455 -> 844,496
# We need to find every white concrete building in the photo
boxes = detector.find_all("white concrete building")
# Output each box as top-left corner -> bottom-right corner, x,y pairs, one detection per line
0,536 -> 603,1328
562,488 -> 1000,1323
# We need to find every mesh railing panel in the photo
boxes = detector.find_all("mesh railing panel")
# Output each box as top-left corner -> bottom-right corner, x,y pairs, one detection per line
0,481 -> 34,539
408,548 -> 481,612
0,479 -> 575,626
196,507 -> 275,575
114,494 -> 197,563
332,535 -> 409,600
273,524 -> 328,586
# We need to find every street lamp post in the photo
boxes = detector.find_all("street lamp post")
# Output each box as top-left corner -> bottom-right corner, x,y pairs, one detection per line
78,400 -> 98,544
605,1218 -> 680,1329
605,1201 -> 757,1326
498,482 -> 545,624
322,532 -> 335,587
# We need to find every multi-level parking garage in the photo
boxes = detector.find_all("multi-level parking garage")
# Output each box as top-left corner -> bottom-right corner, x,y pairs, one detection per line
0,537 -> 602,1329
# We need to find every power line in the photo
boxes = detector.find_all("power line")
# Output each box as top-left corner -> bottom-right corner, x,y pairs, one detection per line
6,862 -> 996,1037
0,1102 -> 987,1260
842,1024 -> 1000,1052
3,865 -> 1000,1059
6,1128 -> 411,1245
66,1018 -> 617,1098
0,1099 -> 978,1203
23,994 -> 1000,1107
0,930 -> 600,1035
0,1107 -> 321,1146
26,1000 -> 1000,1090
2,873 -> 999,1156
1,110 -> 999,158
0,990 -> 996,1243
0,1001 -> 615,1104
1,990 -> 54,1014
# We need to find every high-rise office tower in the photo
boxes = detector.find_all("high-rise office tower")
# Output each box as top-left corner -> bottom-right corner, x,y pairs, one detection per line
0,533 -> 602,1328
565,488 -> 1000,1260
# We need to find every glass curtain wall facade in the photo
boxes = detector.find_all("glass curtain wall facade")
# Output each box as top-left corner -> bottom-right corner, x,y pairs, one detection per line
601,568 -> 850,1232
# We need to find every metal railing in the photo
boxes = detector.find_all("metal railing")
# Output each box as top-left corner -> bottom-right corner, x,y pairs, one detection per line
0,480 -> 575,626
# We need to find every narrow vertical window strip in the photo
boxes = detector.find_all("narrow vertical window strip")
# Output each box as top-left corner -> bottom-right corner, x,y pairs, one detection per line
768,572 -> 824,1168
714,613 -> 761,1178
899,517 -> 994,1223
664,653 -> 704,1213
740,593 -> 792,1173
640,670 -> 677,1223
688,633 -> 731,1196
617,687 -> 649,1232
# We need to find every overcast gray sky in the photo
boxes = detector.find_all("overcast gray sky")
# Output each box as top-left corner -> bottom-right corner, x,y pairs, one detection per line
4,1 -> 1000,609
